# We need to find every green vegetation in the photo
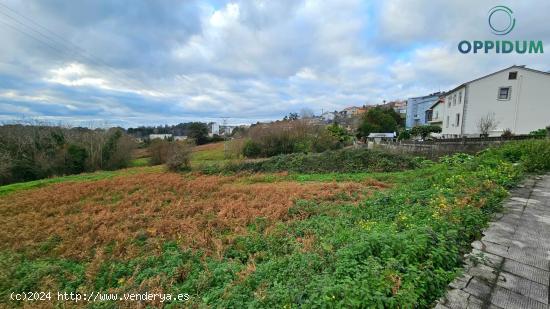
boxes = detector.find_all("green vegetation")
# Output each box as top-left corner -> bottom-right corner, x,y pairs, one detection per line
410,125 -> 442,139
223,148 -> 419,174
0,125 -> 135,185
528,126 -> 550,137
242,120 -> 349,158
357,107 -> 403,138
1,140 -> 549,307
398,125 -> 442,140
129,157 -> 150,167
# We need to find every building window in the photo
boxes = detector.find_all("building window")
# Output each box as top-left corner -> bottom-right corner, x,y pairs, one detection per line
508,72 -> 518,80
455,113 -> 460,127
446,116 -> 449,128
448,97 -> 451,107
458,91 -> 462,104
453,94 -> 456,106
498,87 -> 512,100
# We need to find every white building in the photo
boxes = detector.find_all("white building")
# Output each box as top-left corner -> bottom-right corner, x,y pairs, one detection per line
149,134 -> 172,140
211,122 -> 220,135
320,111 -> 337,122
438,65 -> 550,138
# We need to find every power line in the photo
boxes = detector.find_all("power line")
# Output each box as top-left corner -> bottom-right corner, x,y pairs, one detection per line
0,2 -> 161,96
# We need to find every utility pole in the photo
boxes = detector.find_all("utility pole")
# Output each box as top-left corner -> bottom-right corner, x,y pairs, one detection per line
221,117 -> 229,158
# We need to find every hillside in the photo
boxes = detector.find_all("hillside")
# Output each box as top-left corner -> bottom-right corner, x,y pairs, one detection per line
0,141 -> 549,307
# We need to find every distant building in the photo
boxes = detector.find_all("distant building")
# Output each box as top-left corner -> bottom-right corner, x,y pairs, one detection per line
320,111 -> 337,122
173,136 -> 188,141
211,122 -> 220,135
341,106 -> 362,118
149,134 -> 172,140
391,101 -> 407,115
406,92 -> 443,128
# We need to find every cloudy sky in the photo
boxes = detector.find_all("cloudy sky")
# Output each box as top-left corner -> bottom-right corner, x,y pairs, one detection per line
0,0 -> 548,127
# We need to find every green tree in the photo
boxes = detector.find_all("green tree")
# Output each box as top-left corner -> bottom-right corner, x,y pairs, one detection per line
326,123 -> 350,143
65,144 -> 88,174
410,125 -> 442,139
187,122 -> 209,145
357,107 -> 398,138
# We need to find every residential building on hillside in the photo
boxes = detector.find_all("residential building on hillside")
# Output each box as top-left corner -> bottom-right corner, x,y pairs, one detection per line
406,92 -> 443,128
341,106 -> 363,118
434,65 -> 550,138
391,101 -> 407,115
320,111 -> 337,122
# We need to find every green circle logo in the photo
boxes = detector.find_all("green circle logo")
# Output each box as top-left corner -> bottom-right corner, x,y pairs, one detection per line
488,6 -> 515,35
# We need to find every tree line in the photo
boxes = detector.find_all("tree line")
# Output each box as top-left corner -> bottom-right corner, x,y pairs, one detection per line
0,124 -> 136,185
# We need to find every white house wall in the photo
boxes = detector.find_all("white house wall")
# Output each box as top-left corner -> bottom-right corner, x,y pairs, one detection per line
441,67 -> 550,137
440,87 -> 465,137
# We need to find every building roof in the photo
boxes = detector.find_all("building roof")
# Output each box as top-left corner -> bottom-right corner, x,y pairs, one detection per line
428,96 -> 446,110
445,65 -> 550,94
408,92 -> 443,101
367,133 -> 396,138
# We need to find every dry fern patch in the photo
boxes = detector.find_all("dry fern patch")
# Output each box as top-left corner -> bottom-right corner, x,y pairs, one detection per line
0,171 -> 388,259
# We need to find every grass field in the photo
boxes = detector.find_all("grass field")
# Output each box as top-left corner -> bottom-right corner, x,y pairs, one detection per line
0,140 -> 548,308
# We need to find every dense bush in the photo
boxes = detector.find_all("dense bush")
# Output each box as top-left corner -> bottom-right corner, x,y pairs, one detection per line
242,120 -> 348,158
486,139 -> 550,172
222,148 -> 419,174
242,139 -> 262,158
410,125 -> 442,139
357,107 -> 403,138
148,139 -> 172,165
0,125 -> 135,185
149,139 -> 193,171
529,127 -> 550,137
166,143 -> 192,172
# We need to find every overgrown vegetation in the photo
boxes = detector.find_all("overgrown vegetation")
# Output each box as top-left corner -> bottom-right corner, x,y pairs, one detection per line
220,148 -> 419,174
357,107 -> 404,139
242,120 -> 351,158
0,140 -> 549,308
0,124 -> 136,185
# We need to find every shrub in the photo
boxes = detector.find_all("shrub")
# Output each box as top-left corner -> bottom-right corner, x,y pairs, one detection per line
398,129 -> 412,140
242,139 -> 262,158
166,143 -> 192,172
529,128 -> 548,137
488,140 -> 550,172
228,148 -> 418,174
148,139 -> 171,165
410,125 -> 442,139
242,120 -> 345,158
501,129 -> 514,138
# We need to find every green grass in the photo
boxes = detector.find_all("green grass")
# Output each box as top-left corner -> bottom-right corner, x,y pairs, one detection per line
129,157 -> 150,167
190,143 -> 236,168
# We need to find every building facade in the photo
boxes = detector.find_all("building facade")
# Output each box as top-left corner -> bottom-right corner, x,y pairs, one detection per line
406,92 -> 442,128
437,66 -> 550,138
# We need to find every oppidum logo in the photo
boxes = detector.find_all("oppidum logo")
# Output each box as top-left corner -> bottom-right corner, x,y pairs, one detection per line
458,5 -> 543,54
